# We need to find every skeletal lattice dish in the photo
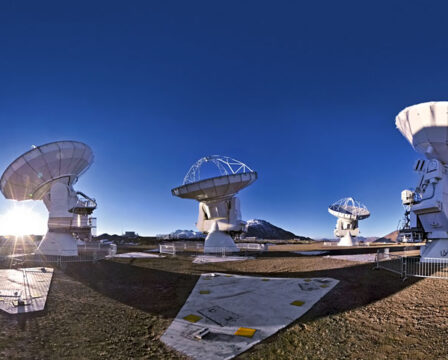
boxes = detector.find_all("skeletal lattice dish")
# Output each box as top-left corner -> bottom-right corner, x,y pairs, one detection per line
172,155 -> 257,253
396,101 -> 448,261
328,197 -> 370,246
0,141 -> 97,256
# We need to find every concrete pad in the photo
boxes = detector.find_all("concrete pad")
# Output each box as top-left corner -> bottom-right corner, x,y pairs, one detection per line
113,252 -> 164,259
193,256 -> 254,264
161,273 -> 338,360
0,267 -> 53,314
327,254 -> 377,262
292,251 -> 329,256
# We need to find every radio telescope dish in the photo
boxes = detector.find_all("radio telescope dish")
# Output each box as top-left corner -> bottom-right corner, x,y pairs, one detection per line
396,101 -> 448,163
0,141 -> 97,257
328,197 -> 370,246
1,141 -> 93,201
172,155 -> 257,253
396,101 -> 448,261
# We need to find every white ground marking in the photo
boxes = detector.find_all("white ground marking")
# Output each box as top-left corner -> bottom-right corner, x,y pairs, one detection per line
161,273 -> 338,360
327,253 -> 377,262
113,252 -> 164,258
0,267 -> 53,314
193,256 -> 255,264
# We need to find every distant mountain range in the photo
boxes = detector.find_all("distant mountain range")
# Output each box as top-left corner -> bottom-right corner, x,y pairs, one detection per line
97,223 -> 398,242
318,236 -> 379,243
158,229 -> 205,240
154,219 -> 310,240
373,230 -> 398,243
317,230 -> 399,243
244,219 -> 311,240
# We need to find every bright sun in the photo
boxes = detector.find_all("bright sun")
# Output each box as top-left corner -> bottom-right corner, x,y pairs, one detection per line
0,204 -> 47,236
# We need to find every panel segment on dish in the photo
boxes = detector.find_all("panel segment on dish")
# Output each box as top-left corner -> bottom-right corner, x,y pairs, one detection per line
328,197 -> 370,246
172,155 -> 257,253
0,141 -> 97,256
396,101 -> 448,261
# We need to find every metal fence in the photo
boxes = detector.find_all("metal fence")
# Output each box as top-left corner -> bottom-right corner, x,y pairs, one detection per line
236,243 -> 268,251
159,244 -> 177,255
376,250 -> 448,280
0,243 -> 116,268
158,241 -> 268,257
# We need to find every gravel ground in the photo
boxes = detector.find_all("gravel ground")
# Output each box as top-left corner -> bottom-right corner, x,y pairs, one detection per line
0,249 -> 446,359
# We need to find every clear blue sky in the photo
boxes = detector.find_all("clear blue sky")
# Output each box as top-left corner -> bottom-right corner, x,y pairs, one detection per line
0,1 -> 444,238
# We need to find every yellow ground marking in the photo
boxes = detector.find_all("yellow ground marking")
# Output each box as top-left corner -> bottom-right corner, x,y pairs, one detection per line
183,314 -> 202,323
199,290 -> 210,295
320,284 -> 329,288
290,300 -> 305,307
234,327 -> 256,338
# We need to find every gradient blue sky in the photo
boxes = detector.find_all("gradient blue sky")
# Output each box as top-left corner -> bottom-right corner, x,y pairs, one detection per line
0,1 -> 445,237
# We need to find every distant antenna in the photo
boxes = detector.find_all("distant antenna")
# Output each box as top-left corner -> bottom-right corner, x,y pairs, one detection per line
0,141 -> 97,257
328,197 -> 370,246
172,155 -> 257,253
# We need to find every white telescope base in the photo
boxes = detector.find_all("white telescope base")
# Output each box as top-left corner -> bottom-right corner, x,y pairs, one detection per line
420,240 -> 448,262
37,232 -> 79,256
337,233 -> 355,246
204,231 -> 240,254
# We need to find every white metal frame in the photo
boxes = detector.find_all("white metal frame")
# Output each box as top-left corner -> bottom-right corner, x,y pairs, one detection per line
329,197 -> 370,218
183,155 -> 254,185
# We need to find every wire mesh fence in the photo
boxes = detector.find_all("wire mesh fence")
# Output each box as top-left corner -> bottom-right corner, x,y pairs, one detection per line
158,241 -> 268,257
0,243 -> 116,268
376,250 -> 448,280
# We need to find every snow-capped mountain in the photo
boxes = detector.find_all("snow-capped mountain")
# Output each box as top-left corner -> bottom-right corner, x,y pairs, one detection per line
243,219 -> 310,240
158,229 -> 206,240
157,219 -> 309,241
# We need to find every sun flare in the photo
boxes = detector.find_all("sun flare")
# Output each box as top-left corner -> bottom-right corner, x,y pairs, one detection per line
0,204 -> 47,236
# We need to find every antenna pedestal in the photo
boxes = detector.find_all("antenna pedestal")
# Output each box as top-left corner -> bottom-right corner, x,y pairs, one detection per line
333,216 -> 360,247
338,232 -> 354,246
37,181 -> 97,257
402,158 -> 448,261
37,232 -> 78,256
419,240 -> 448,262
204,221 -> 239,253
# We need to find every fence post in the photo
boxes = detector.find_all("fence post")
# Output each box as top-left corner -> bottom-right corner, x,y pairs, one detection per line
401,256 -> 407,280
375,250 -> 380,270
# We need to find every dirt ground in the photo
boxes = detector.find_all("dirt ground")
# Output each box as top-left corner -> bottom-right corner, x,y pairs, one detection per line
0,248 -> 447,359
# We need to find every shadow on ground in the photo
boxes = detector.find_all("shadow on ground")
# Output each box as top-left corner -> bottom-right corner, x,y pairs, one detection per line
63,254 -> 422,325
65,260 -> 200,319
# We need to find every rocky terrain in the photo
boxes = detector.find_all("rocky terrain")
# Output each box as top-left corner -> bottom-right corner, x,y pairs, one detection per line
0,244 -> 447,359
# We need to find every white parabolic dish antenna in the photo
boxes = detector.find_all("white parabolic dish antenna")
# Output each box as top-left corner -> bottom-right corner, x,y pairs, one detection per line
396,101 -> 448,163
396,101 -> 448,261
328,197 -> 370,246
172,155 -> 257,253
0,141 -> 97,256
